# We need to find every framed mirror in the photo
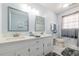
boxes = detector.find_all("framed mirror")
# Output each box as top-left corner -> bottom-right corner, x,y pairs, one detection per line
35,16 -> 45,32
8,7 -> 29,32
53,24 -> 57,33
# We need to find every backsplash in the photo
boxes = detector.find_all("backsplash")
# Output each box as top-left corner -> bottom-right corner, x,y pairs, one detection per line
1,32 -> 30,38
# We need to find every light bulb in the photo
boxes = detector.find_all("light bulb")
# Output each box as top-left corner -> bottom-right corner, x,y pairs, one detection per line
63,4 -> 71,8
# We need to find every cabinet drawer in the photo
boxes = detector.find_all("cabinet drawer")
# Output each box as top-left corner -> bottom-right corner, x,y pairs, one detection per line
30,39 -> 43,46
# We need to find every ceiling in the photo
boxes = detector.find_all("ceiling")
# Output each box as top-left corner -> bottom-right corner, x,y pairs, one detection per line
39,3 -> 79,14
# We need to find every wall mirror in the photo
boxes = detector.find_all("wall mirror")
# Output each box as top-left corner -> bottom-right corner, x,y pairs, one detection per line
35,16 -> 45,32
8,7 -> 29,32
53,24 -> 57,33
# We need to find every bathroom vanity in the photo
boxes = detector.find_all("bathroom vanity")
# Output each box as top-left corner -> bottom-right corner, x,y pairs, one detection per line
0,35 -> 54,56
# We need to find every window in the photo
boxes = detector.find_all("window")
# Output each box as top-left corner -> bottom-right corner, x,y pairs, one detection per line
62,13 -> 79,29
62,12 -> 79,38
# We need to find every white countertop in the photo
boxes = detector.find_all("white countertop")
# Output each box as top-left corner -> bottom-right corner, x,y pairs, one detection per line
0,36 -> 35,44
0,34 -> 52,44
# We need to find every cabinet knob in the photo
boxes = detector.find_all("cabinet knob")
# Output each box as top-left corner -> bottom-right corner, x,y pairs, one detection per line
28,48 -> 30,52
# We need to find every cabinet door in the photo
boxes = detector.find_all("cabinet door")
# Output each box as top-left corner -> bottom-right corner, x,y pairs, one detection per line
43,38 -> 52,55
0,41 -> 30,56
0,48 -> 29,56
0,50 -> 16,56
0,45 -> 16,56
29,39 -> 43,56
13,42 -> 30,56
15,48 -> 29,56
29,45 -> 43,56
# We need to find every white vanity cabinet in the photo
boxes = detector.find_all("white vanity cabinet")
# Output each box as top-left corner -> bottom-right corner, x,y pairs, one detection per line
0,36 -> 53,56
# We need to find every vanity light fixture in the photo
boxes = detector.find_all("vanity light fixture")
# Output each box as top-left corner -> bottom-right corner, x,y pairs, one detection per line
63,3 -> 72,8
31,8 -> 39,15
21,4 -> 40,15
